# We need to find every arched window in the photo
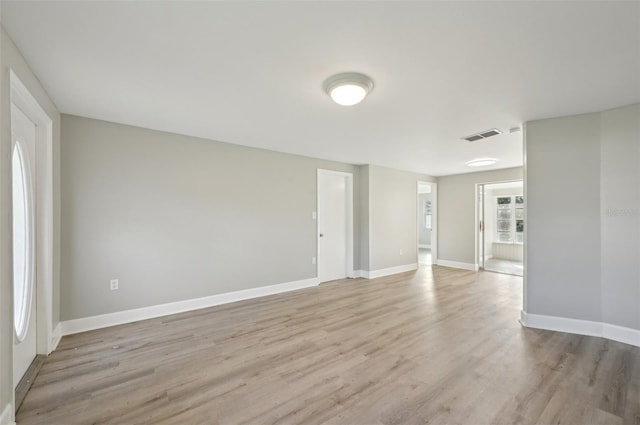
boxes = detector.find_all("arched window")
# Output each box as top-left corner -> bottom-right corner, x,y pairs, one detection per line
12,140 -> 35,341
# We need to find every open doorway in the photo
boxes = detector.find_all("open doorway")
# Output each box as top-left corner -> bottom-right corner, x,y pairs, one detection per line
478,180 -> 524,276
417,182 -> 437,267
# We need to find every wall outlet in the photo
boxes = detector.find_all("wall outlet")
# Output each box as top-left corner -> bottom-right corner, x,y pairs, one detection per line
312,211 -> 317,220
312,257 -> 316,265
399,249 -> 403,255
110,279 -> 119,291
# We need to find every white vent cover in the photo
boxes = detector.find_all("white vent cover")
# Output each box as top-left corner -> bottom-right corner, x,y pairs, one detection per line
462,128 -> 503,142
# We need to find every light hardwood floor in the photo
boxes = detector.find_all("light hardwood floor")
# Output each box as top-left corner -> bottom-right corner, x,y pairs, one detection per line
17,266 -> 640,424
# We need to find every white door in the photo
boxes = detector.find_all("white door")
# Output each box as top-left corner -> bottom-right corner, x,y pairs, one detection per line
318,171 -> 349,283
12,103 -> 38,387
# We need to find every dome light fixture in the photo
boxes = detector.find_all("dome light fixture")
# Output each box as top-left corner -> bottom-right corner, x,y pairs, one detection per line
466,158 -> 498,167
323,72 -> 374,106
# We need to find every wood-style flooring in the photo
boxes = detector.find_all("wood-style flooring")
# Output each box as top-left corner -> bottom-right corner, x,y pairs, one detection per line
17,266 -> 640,424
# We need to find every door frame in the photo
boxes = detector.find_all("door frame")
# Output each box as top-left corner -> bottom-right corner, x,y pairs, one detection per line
477,183 -> 486,270
10,70 -> 55,388
416,181 -> 438,266
317,169 -> 354,280
475,179 -> 524,271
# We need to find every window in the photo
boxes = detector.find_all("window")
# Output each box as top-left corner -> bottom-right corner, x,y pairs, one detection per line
12,141 -> 34,341
424,200 -> 432,230
496,195 -> 524,244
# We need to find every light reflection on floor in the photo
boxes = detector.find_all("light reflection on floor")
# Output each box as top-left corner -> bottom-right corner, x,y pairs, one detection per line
418,247 -> 432,266
484,257 -> 523,276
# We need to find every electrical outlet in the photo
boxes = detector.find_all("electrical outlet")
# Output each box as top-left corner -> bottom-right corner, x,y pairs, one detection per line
399,249 -> 403,255
312,257 -> 316,265
312,211 -> 317,220
110,279 -> 119,291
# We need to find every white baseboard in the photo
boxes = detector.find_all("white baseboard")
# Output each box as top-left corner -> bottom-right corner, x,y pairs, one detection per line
50,323 -> 62,352
520,311 -> 602,337
352,270 -> 365,278
436,259 -> 478,271
360,263 -> 418,279
418,244 -> 431,249
603,323 -> 640,347
0,403 -> 14,425
60,277 -> 320,336
520,311 -> 640,348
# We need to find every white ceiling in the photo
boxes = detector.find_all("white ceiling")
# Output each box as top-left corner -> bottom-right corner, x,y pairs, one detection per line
2,1 -> 639,176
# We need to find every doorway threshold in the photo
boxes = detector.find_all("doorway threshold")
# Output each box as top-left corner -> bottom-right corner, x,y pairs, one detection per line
15,355 -> 46,413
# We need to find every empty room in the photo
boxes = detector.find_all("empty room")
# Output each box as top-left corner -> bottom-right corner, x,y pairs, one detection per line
1,1 -> 639,424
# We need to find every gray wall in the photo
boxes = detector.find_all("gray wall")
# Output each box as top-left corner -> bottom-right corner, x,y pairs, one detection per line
61,117 -> 438,320
601,104 -> 640,330
525,112 -> 601,321
61,115 -> 361,320
525,103 -> 640,331
366,165 -> 435,271
0,25 -> 61,420
418,193 -> 432,245
438,167 -> 523,265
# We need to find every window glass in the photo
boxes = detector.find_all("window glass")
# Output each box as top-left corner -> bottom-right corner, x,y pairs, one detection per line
495,194 -> 524,244
497,232 -> 512,242
498,209 -> 511,220
424,200 -> 432,230
12,142 -> 33,341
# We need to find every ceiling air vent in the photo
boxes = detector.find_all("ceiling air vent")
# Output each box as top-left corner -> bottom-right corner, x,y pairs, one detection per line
465,135 -> 484,142
462,128 -> 503,142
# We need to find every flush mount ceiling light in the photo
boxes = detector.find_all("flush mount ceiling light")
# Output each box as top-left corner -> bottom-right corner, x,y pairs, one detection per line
323,72 -> 374,106
466,158 -> 498,167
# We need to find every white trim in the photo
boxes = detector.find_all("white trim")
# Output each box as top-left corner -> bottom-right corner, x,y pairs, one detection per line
353,270 -> 365,278
522,122 -> 529,314
520,311 -> 602,337
360,263 -> 418,279
603,323 -> 640,347
437,259 -> 478,271
418,244 -> 431,249
317,169 -> 355,282
0,403 -> 14,425
60,278 -> 320,336
520,311 -> 640,348
50,323 -> 62,351
431,183 -> 438,265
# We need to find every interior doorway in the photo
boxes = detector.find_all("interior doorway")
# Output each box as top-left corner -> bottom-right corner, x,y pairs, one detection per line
417,181 -> 437,267
317,169 -> 354,283
477,180 -> 524,276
